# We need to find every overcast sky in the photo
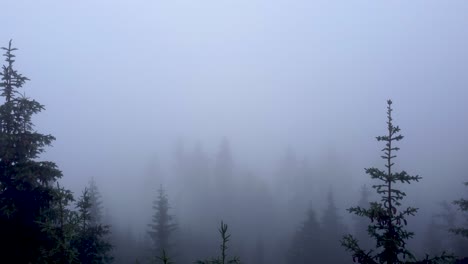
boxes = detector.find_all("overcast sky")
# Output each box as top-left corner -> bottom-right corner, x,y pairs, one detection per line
1,1 -> 467,208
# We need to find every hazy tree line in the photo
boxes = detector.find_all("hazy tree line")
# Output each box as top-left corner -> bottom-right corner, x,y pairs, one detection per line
1,41 -> 467,263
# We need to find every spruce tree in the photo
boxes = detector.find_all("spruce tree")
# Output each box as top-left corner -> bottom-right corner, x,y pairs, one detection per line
88,177 -> 104,226
422,217 -> 443,257
214,138 -> 234,188
435,201 -> 466,257
38,183 -> 78,264
196,221 -> 240,264
0,40 -> 63,263
73,188 -> 113,264
451,182 -> 468,238
287,206 -> 322,264
355,185 -> 373,250
148,185 -> 177,260
321,189 -> 348,263
341,100 -> 453,264
450,182 -> 468,262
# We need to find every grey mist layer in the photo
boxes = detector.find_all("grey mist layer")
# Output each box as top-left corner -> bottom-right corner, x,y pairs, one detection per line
1,0 -> 467,263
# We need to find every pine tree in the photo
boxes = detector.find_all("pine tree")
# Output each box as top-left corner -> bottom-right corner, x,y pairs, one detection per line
321,188 -> 348,263
355,185 -> 373,250
0,40 -> 63,263
73,188 -> 113,264
451,182 -> 468,239
422,217 -> 443,257
196,221 -> 240,264
435,201 -> 466,257
214,138 -> 234,188
148,185 -> 177,260
287,206 -> 322,264
38,183 -> 79,263
88,177 -> 104,226
432,199 -> 468,261
112,224 -> 138,264
341,100 -> 453,264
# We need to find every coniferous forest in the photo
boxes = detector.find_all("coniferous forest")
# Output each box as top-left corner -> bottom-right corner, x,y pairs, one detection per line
1,1 -> 468,264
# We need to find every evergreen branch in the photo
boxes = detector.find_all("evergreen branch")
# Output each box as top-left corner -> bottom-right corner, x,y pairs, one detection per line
157,249 -> 173,264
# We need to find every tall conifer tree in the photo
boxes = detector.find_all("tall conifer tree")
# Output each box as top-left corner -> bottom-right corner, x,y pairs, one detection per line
341,100 -> 453,264
214,138 -> 234,188
0,40 -> 63,263
321,189 -> 348,263
450,182 -> 468,262
288,206 -> 322,264
355,185 -> 373,250
148,185 -> 177,260
73,188 -> 113,264
88,177 -> 103,226
435,201 -> 466,257
451,182 -> 468,239
38,183 -> 78,264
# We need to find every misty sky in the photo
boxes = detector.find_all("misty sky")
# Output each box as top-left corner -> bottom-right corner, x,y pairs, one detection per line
1,1 -> 468,215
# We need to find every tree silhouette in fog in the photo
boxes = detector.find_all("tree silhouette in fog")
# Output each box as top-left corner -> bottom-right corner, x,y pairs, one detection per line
0,40 -> 63,263
321,188 -> 348,263
73,188 -> 113,264
354,185 -> 373,250
341,100 -> 453,264
148,185 -> 177,261
288,206 -> 322,263
451,182 -> 468,239
88,177 -> 104,226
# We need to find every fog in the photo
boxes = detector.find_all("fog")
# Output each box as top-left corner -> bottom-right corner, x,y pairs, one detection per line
1,0 -> 468,263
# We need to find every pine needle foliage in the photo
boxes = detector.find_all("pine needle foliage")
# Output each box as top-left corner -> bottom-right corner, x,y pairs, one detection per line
38,182 -> 78,264
0,40 -> 63,263
0,40 -> 114,263
73,188 -> 113,264
341,100 -> 454,264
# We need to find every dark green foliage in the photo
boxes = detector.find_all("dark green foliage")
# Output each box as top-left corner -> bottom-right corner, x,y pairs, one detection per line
196,221 -> 241,264
341,100 -> 454,264
148,185 -> 177,260
73,188 -> 113,264
0,40 -> 63,263
451,182 -> 468,238
0,40 -> 114,264
38,183 -> 79,263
